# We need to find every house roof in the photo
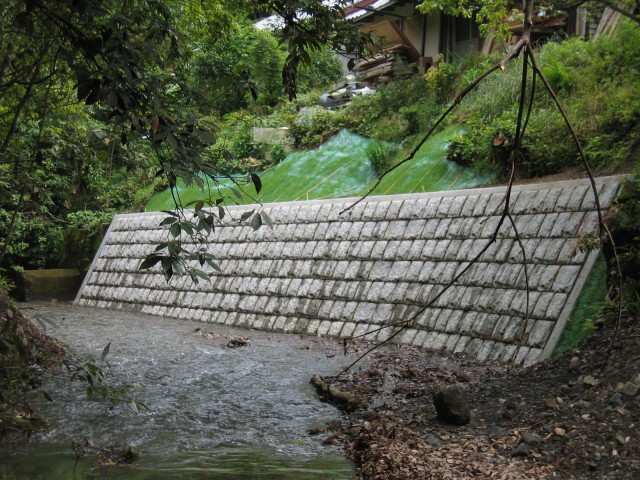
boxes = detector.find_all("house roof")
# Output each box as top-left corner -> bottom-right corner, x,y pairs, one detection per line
344,0 -> 400,21
255,1 -> 414,30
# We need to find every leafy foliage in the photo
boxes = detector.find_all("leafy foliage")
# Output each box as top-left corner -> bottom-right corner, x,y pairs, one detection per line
64,342 -> 148,412
0,0 -> 370,283
446,22 -> 640,177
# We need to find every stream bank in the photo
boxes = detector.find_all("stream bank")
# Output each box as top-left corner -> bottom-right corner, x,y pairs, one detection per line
326,316 -> 640,479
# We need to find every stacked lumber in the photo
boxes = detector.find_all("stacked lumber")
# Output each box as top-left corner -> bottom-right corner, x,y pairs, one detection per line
353,44 -> 415,82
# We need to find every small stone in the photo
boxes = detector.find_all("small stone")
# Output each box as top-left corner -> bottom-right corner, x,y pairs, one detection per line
582,375 -> 599,387
566,430 -> 580,439
424,433 -> 442,446
621,382 -> 639,397
489,425 -> 503,437
521,432 -> 542,445
554,427 -> 566,437
544,398 -> 559,409
511,442 -> 529,458
569,356 -> 580,370
615,434 -> 628,445
609,392 -> 624,407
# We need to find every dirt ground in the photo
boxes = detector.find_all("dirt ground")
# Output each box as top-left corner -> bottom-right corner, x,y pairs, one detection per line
315,317 -> 639,479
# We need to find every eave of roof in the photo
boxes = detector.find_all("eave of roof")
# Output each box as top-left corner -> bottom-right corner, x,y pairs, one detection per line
344,0 -> 400,21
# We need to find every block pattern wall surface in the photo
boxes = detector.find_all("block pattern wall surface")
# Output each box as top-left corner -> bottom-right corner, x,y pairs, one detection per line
76,177 -> 621,365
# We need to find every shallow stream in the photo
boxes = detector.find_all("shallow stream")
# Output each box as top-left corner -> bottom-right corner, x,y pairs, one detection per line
1,303 -> 356,479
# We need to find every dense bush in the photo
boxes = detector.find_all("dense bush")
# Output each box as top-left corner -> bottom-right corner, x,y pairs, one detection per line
449,21 -> 640,177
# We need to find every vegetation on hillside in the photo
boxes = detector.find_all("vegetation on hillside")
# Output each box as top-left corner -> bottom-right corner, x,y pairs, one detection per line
212,19 -> 639,183
0,0 -> 363,284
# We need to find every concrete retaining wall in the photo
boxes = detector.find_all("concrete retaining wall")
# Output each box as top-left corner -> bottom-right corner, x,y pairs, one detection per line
76,176 -> 621,365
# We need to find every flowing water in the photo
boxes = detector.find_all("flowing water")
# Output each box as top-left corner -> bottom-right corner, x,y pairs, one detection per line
1,303 -> 356,479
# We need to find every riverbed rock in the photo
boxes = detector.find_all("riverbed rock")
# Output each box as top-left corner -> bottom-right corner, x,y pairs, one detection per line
569,356 -> 581,370
621,381 -> 639,397
521,432 -> 543,445
433,383 -> 471,425
511,442 -> 530,458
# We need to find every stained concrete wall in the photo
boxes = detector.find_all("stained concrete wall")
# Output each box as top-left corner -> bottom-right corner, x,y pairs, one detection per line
76,176 -> 621,365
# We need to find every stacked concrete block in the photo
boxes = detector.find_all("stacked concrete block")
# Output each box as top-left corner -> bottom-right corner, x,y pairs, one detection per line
76,177 -> 621,365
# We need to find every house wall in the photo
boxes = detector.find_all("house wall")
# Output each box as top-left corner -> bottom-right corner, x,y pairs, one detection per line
404,15 -> 423,53
424,12 -> 442,60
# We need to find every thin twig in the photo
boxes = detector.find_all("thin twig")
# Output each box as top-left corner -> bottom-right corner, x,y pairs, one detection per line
528,46 -> 623,370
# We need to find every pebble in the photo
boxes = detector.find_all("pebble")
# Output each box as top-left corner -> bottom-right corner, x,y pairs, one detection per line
615,434 -> 628,445
569,356 -> 580,370
583,375 -> 600,386
511,442 -> 529,458
609,392 -> 624,407
554,427 -> 567,437
621,382 -> 639,397
566,430 -> 580,439
521,432 -> 542,445
424,433 -> 442,446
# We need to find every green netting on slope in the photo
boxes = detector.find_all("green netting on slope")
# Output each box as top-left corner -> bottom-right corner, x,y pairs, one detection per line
145,127 -> 492,212
553,254 -> 608,357
371,127 -> 493,195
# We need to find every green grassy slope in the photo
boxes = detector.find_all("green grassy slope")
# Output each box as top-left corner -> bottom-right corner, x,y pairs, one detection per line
145,126 -> 492,211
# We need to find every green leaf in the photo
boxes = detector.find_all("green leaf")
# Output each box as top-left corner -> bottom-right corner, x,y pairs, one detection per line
230,187 -> 242,199
218,206 -> 225,220
194,200 -> 204,212
239,209 -> 255,222
131,400 -> 149,413
168,242 -> 183,256
169,222 -> 181,238
181,221 -> 194,236
160,217 -> 178,226
206,259 -> 221,272
251,212 -> 262,231
261,211 -> 274,229
101,342 -> 111,360
161,257 -> 173,281
190,269 -> 210,284
161,210 -> 179,217
250,172 -> 262,194
171,258 -> 184,276
140,255 -> 162,270
155,242 -> 169,252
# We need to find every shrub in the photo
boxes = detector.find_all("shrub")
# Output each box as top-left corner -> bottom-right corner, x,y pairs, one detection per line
424,55 -> 460,102
365,141 -> 401,176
